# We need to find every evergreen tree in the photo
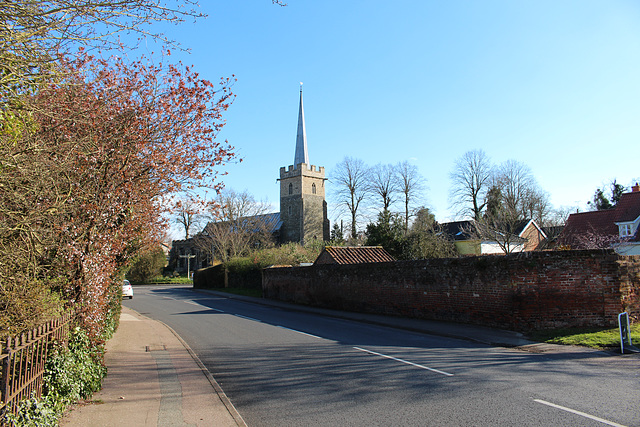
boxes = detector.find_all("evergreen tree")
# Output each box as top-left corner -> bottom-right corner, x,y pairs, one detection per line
401,208 -> 456,260
365,211 -> 405,258
330,222 -> 345,244
588,180 -> 627,210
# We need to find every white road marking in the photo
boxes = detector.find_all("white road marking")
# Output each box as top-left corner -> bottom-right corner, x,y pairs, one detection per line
184,301 -> 224,312
353,347 -> 454,376
235,314 -> 261,322
534,399 -> 627,427
276,326 -> 322,339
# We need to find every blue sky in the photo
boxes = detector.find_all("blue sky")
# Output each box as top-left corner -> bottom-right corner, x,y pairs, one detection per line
149,0 -> 640,234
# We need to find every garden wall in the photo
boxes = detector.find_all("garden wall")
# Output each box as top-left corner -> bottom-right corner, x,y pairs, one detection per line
262,249 -> 640,331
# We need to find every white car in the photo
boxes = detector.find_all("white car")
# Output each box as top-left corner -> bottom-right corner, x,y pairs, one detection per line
122,279 -> 134,299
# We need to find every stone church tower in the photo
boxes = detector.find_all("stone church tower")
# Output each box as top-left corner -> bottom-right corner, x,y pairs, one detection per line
279,87 -> 330,244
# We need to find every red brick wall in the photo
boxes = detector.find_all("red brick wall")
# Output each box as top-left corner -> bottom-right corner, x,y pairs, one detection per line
262,250 -> 640,331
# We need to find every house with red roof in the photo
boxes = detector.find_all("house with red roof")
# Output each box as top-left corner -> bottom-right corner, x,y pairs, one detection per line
559,184 -> 640,255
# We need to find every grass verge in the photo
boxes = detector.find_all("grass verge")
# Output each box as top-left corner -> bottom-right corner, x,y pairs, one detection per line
528,323 -> 640,350
130,276 -> 192,285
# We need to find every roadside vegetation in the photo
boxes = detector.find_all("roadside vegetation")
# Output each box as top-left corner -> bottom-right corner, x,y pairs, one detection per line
136,276 -> 193,285
0,1 -> 243,424
193,241 -> 324,291
528,324 -> 640,350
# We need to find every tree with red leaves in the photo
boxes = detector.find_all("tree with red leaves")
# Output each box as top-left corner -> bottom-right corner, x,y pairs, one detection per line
0,52 -> 236,337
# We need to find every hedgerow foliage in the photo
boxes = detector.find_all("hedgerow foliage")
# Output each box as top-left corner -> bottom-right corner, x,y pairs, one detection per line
0,52 -> 235,340
0,0 -> 236,422
232,242 -> 324,286
251,241 -> 325,267
0,49 -> 233,425
127,246 -> 168,284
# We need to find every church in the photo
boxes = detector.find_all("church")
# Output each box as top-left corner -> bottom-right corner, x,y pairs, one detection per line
278,86 -> 330,243
170,87 -> 329,273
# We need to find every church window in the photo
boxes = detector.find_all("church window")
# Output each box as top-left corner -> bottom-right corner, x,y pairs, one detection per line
312,183 -> 316,194
289,183 -> 293,195
288,205 -> 292,216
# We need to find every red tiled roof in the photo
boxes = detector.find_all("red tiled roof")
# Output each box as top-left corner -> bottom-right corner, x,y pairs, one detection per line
612,191 -> 640,223
313,246 -> 396,265
559,190 -> 640,247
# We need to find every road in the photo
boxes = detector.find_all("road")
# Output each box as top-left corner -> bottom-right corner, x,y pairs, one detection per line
125,285 -> 640,427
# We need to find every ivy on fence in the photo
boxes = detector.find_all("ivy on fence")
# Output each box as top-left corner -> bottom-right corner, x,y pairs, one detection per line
0,314 -> 72,420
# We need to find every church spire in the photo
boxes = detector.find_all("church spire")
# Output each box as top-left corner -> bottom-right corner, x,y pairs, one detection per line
294,83 -> 309,167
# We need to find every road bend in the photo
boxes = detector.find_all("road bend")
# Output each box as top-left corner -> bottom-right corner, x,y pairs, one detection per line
125,285 -> 639,427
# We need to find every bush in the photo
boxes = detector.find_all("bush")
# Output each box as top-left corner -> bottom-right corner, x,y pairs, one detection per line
0,277 -> 65,341
226,257 -> 262,289
3,395 -> 58,427
193,243 -> 324,290
252,242 -> 322,267
126,246 -> 167,283
44,327 -> 106,411
193,265 -> 225,289
101,278 -> 122,341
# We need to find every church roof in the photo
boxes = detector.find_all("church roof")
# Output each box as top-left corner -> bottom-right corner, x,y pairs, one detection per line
203,212 -> 283,235
294,85 -> 309,167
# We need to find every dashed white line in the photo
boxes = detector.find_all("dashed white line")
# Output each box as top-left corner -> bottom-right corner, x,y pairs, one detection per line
353,347 -> 454,376
534,399 -> 627,427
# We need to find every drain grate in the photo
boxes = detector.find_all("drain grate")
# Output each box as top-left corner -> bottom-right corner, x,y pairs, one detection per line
145,345 -> 167,352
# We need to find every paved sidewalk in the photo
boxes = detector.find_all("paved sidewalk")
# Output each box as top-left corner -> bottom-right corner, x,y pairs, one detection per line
61,307 -> 246,427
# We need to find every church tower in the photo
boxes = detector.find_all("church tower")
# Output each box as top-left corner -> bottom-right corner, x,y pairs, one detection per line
279,86 -> 330,244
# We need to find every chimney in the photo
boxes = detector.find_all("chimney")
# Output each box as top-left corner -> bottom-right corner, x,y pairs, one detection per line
633,183 -> 640,193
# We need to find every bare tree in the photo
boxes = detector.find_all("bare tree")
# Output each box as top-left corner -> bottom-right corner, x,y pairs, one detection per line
396,161 -> 426,233
195,190 -> 274,266
521,186 -> 551,226
471,211 -> 526,254
0,1 -> 207,101
449,150 -> 493,221
546,206 -> 574,227
493,159 -> 552,225
369,163 -> 399,213
493,160 -> 534,216
174,197 -> 204,240
332,157 -> 370,238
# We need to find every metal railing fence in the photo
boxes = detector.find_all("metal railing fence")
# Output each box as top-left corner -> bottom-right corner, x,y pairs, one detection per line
0,314 -> 72,419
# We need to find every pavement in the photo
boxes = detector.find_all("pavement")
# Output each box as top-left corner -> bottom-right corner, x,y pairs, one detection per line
61,288 -> 620,427
60,306 -> 246,427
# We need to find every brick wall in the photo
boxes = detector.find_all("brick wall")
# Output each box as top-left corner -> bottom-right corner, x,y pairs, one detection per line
262,250 -> 640,331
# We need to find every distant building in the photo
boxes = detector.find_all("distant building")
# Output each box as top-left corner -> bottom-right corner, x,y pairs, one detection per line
169,86 -> 330,273
440,219 -> 546,255
559,184 -> 640,255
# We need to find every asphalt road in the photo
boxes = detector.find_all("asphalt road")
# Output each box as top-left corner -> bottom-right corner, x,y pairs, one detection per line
125,285 -> 640,427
